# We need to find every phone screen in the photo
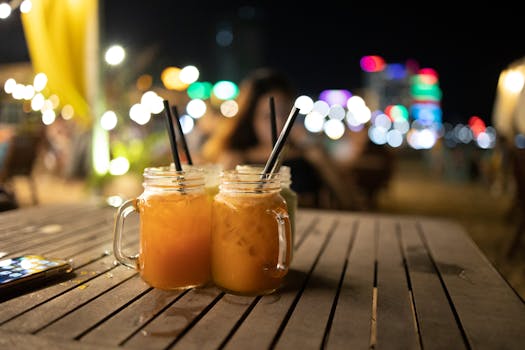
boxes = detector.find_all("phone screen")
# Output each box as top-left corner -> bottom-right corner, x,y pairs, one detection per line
0,255 -> 73,293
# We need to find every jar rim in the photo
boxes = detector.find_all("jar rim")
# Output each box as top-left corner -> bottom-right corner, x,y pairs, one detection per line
221,169 -> 281,179
219,169 -> 281,193
144,165 -> 205,177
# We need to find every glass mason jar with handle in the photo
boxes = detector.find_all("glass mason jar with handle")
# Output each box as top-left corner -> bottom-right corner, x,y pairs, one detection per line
211,170 -> 291,296
113,166 -> 212,290
235,164 -> 298,260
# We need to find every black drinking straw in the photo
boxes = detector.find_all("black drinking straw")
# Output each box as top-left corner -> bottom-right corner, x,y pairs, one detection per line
162,99 -> 182,171
171,105 -> 193,165
262,105 -> 300,177
269,96 -> 278,146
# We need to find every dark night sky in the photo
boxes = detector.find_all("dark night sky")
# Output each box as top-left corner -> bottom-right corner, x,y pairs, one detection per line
1,2 -> 524,125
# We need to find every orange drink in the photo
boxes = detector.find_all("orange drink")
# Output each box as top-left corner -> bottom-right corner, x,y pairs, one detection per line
113,166 -> 212,290
211,171 -> 291,295
235,164 -> 298,260
137,191 -> 211,289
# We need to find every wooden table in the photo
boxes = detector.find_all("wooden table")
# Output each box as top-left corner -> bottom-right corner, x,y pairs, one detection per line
1,203 -> 524,349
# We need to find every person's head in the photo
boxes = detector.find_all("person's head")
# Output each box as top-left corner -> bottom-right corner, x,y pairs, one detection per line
202,67 -> 296,162
230,67 -> 296,149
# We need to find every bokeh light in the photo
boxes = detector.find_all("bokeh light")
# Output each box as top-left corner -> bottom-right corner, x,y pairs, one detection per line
304,111 -> 325,133
328,104 -> 345,120
31,93 -> 45,111
0,3 -> 11,19
360,55 -> 386,72
109,157 -> 130,176
140,91 -> 164,114
179,114 -> 195,134
12,84 -> 25,100
385,63 -> 407,80
161,66 -> 188,91
186,98 -> 207,119
323,119 -> 345,140
129,103 -> 151,125
4,78 -> 16,93
105,45 -> 126,65
503,70 -> 525,93
212,80 -> 238,100
216,28 -> 233,47
187,81 -> 213,100
136,74 -> 153,91
101,111 -> 118,130
20,0 -> 32,13
33,73 -> 48,92
220,100 -> 238,117
386,129 -> 403,147
294,95 -> 314,114
179,65 -> 200,84
42,109 -> 56,125
319,89 -> 352,106
61,104 -> 74,120
23,85 -> 35,100
311,100 -> 330,117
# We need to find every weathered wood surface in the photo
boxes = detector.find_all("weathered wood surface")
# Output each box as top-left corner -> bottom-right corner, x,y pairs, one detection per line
1,204 -> 524,349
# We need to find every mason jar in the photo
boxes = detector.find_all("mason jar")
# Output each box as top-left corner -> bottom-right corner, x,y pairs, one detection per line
211,170 -> 292,296
113,166 -> 212,290
235,164 -> 298,259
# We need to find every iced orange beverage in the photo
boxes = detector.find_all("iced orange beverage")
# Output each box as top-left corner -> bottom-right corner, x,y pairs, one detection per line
236,164 -> 298,261
113,166 -> 212,290
211,171 -> 291,295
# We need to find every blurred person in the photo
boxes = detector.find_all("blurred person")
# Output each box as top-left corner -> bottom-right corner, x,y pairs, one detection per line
350,136 -> 395,210
487,134 -> 513,196
201,67 -> 358,209
325,125 -> 395,210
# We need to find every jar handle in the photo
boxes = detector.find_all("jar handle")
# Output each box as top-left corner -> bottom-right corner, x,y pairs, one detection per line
274,211 -> 290,272
113,199 -> 139,269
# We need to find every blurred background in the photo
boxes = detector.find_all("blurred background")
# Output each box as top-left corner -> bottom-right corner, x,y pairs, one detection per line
0,2 -> 524,298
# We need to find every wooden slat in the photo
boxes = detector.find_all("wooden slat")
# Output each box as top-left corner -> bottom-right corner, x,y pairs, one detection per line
292,210 -> 317,244
41,214 -> 137,259
399,220 -> 467,350
172,294 -> 256,349
375,217 -> 419,350
0,222 -> 138,321
274,213 -> 349,349
38,274 -> 151,340
0,253 -> 123,323
64,237 -> 138,272
224,214 -> 331,349
2,215 -> 112,258
0,203 -> 90,231
0,264 -> 137,333
0,330 -> 120,350
79,288 -> 186,347
123,287 -> 223,349
1,209 -> 91,246
0,205 -> 108,242
421,218 -> 525,350
325,215 -> 375,349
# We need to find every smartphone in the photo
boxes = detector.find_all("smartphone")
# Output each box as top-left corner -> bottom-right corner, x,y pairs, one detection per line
0,255 -> 73,294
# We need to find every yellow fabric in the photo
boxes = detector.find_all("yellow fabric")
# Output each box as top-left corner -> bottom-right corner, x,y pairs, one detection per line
21,0 -> 98,128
